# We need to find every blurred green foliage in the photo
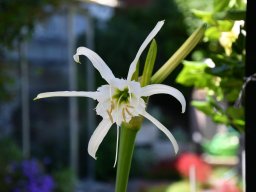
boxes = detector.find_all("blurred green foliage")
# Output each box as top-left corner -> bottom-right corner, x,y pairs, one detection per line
176,0 -> 246,132
53,168 -> 76,192
0,138 -> 22,167
0,0 -> 65,48
203,129 -> 239,156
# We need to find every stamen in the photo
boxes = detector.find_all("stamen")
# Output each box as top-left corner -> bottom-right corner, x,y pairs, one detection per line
110,101 -> 115,113
122,108 -> 126,122
116,92 -> 125,124
125,108 -> 133,116
127,105 -> 134,109
107,110 -> 114,123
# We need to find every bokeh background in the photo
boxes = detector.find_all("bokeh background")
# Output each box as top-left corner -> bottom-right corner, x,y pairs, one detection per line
0,0 -> 246,191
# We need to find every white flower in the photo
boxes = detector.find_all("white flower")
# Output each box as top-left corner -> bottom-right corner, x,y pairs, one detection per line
219,20 -> 245,56
35,20 -> 186,164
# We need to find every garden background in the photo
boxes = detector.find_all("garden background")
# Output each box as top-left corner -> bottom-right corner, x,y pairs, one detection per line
0,0 -> 247,191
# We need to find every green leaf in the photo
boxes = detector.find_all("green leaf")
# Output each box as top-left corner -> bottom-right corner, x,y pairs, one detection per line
176,60 -> 215,88
191,101 -> 214,116
205,131 -> 239,156
214,0 -> 230,12
207,54 -> 244,78
205,27 -> 221,40
220,78 -> 243,102
192,98 -> 229,125
140,39 -> 157,87
232,119 -> 245,126
226,106 -> 244,131
213,10 -> 246,20
192,9 -> 215,25
226,107 -> 244,120
217,20 -> 233,31
212,114 -> 229,124
131,60 -> 140,81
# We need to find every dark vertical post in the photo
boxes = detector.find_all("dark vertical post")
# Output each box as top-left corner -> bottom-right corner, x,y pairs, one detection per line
85,11 -> 96,180
67,5 -> 79,178
245,1 -> 256,191
20,31 -> 30,159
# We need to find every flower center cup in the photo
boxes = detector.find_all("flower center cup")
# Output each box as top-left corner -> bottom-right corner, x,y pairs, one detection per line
95,79 -> 146,126
113,87 -> 131,105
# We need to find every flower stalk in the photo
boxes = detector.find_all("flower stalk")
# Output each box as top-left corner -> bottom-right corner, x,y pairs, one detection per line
115,123 -> 140,192
151,23 -> 207,84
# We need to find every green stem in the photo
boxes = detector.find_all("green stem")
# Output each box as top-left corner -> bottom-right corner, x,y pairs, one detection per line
115,125 -> 138,192
151,23 -> 206,84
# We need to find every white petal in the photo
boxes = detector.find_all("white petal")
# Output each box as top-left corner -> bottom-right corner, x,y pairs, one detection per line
34,91 -> 99,100
109,78 -> 129,90
141,110 -> 179,154
73,47 -> 115,83
88,119 -> 113,159
141,84 -> 186,113
127,20 -> 165,80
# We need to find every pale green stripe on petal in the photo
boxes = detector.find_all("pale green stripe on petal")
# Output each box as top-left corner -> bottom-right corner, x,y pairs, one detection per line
127,20 -> 165,81
34,91 -> 99,100
88,119 -> 113,159
141,110 -> 179,154
73,47 -> 115,83
113,125 -> 120,168
141,84 -> 186,113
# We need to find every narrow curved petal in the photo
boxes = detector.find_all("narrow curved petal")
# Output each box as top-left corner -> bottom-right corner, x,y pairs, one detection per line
127,20 -> 165,80
141,84 -> 186,113
34,91 -> 99,100
88,119 -> 113,159
113,125 -> 120,168
73,47 -> 115,83
141,110 -> 179,154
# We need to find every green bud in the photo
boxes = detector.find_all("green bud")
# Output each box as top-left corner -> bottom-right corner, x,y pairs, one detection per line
140,39 -> 157,87
151,23 -> 207,84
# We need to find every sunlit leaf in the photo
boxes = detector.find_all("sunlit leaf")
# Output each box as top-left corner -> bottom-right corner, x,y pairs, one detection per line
192,9 -> 215,25
205,27 -> 221,40
213,10 -> 246,20
214,0 -> 230,12
191,101 -> 214,116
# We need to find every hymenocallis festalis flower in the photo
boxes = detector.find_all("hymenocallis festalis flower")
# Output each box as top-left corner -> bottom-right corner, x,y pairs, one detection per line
34,20 -> 186,166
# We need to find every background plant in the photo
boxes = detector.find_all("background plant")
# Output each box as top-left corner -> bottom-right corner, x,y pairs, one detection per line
0,0 -> 65,48
0,138 -> 75,192
175,0 -> 246,132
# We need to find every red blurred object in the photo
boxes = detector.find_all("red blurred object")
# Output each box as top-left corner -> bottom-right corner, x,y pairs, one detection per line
212,180 -> 240,192
175,153 -> 212,183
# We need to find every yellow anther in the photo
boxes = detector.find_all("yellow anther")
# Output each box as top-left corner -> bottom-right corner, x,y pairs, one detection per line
125,108 -> 133,116
109,100 -> 115,113
107,110 -> 114,123
122,108 -> 126,122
